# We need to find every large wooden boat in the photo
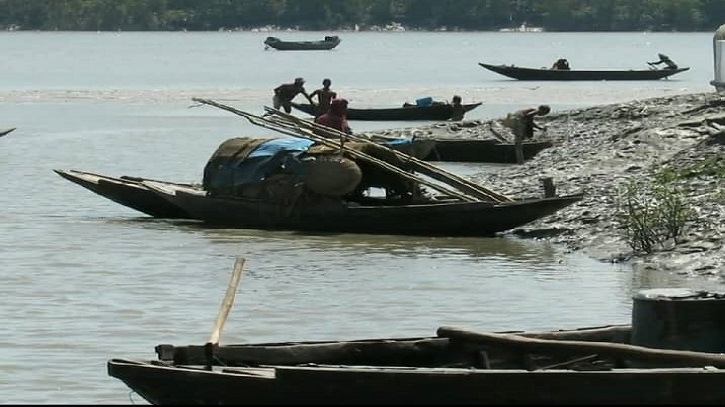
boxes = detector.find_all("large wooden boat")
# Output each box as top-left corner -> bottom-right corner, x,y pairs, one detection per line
57,100 -> 583,237
263,35 -> 341,51
478,62 -> 690,81
53,169 -> 196,219
291,101 -> 482,121
108,286 -> 725,405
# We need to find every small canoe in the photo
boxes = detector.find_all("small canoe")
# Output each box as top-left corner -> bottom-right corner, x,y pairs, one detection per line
479,62 -> 690,81
264,35 -> 341,51
291,102 -> 482,121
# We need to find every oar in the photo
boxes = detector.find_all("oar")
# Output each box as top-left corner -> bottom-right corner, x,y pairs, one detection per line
208,256 -> 246,346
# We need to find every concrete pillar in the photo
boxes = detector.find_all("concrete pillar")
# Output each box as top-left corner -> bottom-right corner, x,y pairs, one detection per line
711,24 -> 725,92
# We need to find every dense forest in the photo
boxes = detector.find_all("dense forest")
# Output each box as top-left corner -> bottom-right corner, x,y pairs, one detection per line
1,0 -> 723,32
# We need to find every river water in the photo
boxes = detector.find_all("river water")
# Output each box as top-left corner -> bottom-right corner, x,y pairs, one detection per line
0,30 -> 721,404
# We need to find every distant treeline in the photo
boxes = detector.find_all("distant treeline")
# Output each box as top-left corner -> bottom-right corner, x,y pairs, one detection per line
1,0 -> 723,32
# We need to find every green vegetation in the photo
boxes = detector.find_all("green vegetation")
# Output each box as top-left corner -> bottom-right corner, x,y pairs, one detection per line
615,178 -> 694,254
614,164 -> 711,254
0,0 -> 723,32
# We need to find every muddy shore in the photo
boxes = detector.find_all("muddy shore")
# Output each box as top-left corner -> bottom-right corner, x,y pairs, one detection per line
365,91 -> 724,281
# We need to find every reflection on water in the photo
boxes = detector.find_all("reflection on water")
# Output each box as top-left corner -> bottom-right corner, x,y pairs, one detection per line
124,216 -> 563,264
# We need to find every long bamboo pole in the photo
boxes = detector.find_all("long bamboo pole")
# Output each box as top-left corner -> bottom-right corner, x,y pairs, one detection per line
191,98 -> 481,202
208,257 -> 246,346
267,108 -> 513,203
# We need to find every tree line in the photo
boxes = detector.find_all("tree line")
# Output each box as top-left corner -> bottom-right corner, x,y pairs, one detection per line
1,0 -> 723,32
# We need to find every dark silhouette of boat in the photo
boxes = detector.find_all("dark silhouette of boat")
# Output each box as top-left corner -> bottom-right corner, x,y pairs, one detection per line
478,62 -> 689,81
291,101 -> 482,121
108,284 -> 725,405
427,138 -> 553,163
264,35 -> 341,51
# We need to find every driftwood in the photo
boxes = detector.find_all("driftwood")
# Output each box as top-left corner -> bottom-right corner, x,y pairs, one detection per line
437,326 -> 725,368
191,98 -> 488,203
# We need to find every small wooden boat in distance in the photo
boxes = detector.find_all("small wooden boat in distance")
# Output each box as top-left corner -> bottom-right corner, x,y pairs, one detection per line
479,62 -> 690,81
291,101 -> 482,121
264,35 -> 341,51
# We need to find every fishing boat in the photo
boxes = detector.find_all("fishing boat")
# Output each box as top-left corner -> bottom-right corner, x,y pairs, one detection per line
107,261 -> 725,406
263,35 -> 341,51
478,62 -> 690,81
56,99 -> 582,237
291,101 -> 482,121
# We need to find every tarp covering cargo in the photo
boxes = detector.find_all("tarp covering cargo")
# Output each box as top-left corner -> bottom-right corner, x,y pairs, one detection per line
203,137 -> 366,198
202,136 -> 427,201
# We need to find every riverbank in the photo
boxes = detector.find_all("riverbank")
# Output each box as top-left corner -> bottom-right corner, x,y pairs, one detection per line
365,91 -> 724,280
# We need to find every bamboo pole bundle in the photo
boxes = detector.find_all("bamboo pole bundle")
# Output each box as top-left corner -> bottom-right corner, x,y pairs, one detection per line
265,107 -> 513,203
191,98 -> 479,202
191,98 -> 512,203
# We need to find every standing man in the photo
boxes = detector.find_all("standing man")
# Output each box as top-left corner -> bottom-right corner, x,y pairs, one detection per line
309,78 -> 337,117
503,105 -> 550,164
272,77 -> 314,113
449,95 -> 465,121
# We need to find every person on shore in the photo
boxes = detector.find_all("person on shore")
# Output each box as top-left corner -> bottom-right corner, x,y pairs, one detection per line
271,77 -> 314,114
503,105 -> 551,164
450,95 -> 465,121
309,78 -> 337,117
647,53 -> 678,70
314,98 -> 352,135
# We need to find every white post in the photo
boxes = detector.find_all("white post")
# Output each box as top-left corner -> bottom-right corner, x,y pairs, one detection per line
711,24 -> 725,92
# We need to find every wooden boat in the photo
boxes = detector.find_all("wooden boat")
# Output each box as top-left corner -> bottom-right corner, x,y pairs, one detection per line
57,99 -> 582,237
0,127 -> 16,137
108,256 -> 725,405
426,138 -> 553,163
291,101 -> 482,121
478,62 -> 690,81
141,180 -> 583,237
108,318 -> 725,405
263,35 -> 341,51
53,169 -> 196,219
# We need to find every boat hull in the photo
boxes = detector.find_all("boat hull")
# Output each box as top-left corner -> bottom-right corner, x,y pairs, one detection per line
428,139 -> 553,163
478,62 -> 690,81
108,323 -> 725,405
291,102 -> 482,121
144,181 -> 583,237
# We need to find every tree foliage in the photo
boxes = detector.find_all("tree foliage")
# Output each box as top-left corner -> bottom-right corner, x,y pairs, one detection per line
0,0 -> 722,31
